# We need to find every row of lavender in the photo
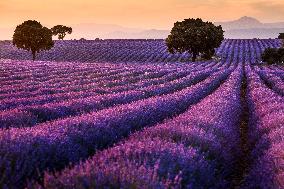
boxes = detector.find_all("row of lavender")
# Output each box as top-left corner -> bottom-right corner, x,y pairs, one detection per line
0,39 -> 281,63
0,59 -> 233,188
0,53 -> 284,188
25,63 -> 284,189
29,64 -> 243,189
240,66 -> 284,188
0,60 -> 225,129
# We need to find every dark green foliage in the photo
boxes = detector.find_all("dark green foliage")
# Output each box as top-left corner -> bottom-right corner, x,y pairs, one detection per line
12,20 -> 54,61
166,18 -> 224,62
261,47 -> 284,65
278,48 -> 284,63
278,33 -> 284,47
278,33 -> 284,40
261,48 -> 278,65
201,49 -> 216,60
51,25 -> 72,40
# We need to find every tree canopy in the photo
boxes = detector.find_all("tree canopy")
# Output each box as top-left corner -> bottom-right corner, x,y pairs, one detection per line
12,20 -> 54,61
278,33 -> 284,40
166,18 -> 224,62
51,25 -> 72,40
278,33 -> 284,47
262,47 -> 284,65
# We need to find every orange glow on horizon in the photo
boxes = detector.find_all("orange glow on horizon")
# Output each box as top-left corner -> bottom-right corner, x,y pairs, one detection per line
0,0 -> 283,39
0,0 -> 284,29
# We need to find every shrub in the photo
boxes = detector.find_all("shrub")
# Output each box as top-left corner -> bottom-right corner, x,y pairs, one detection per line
278,33 -> 284,47
261,47 -> 284,65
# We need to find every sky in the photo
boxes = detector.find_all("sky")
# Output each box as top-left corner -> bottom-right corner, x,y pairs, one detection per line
1,0 -> 284,30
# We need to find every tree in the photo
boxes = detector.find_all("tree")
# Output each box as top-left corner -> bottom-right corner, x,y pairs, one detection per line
262,48 -> 279,65
51,25 -> 72,40
166,18 -> 224,62
279,48 -> 284,64
13,20 -> 54,61
278,33 -> 284,47
262,47 -> 284,65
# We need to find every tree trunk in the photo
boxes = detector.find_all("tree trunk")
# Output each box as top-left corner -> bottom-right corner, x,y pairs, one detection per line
32,51 -> 36,61
192,52 -> 197,62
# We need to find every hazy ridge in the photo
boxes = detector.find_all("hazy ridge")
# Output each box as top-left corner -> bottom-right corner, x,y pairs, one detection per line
1,16 -> 283,40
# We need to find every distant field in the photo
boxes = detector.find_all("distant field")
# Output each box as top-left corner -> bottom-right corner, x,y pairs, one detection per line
0,39 -> 283,188
0,39 -> 281,63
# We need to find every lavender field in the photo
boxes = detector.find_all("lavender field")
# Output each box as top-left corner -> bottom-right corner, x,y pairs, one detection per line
0,39 -> 283,189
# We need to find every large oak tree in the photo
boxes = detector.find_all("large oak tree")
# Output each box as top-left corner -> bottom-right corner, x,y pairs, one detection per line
13,20 -> 54,61
166,18 -> 224,62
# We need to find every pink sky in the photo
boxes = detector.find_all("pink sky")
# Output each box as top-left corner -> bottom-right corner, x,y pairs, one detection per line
0,0 -> 284,29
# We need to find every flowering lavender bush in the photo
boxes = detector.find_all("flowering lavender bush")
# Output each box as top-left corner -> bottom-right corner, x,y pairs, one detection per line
241,66 -> 284,189
0,59 -> 231,188
0,39 -> 281,63
34,66 -> 243,189
0,39 -> 283,189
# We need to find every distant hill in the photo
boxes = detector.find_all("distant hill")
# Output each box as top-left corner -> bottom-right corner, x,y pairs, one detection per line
215,16 -> 284,39
70,23 -> 143,39
0,17 -> 283,40
69,24 -> 169,39
98,16 -> 284,39
216,16 -> 284,30
216,16 -> 262,30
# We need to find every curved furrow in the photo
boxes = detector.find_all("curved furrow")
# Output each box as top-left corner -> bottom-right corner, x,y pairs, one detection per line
1,60 -> 215,109
241,66 -> 284,189
257,71 -> 284,97
0,68 -> 231,188
0,65 -> 168,99
0,66 -> 132,95
0,67 -> 215,128
0,64 -> 207,110
30,64 -> 243,189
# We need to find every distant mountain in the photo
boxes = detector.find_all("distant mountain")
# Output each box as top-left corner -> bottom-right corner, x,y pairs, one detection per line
0,17 -> 283,40
216,16 -> 284,30
73,17 -> 284,39
69,23 -> 143,39
216,16 -> 263,30
216,16 -> 284,38
70,24 -> 169,39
